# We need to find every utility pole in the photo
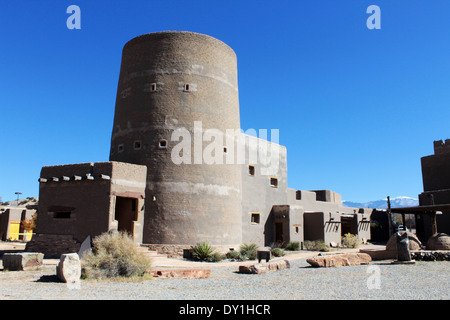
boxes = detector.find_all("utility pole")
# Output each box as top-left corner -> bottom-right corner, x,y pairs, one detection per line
15,192 -> 22,207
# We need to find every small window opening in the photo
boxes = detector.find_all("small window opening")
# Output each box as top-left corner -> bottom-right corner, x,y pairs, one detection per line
251,213 -> 260,224
295,226 -> 299,234
159,139 -> 167,148
184,84 -> 190,92
249,165 -> 255,176
134,140 -> 141,150
118,144 -> 124,153
223,147 -> 227,153
53,212 -> 71,219
270,177 -> 278,188
150,83 -> 157,92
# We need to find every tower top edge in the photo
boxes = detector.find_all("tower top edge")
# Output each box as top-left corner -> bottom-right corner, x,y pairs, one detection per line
123,31 -> 236,57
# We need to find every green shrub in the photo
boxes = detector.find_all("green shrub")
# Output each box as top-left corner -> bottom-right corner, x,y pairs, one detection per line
191,241 -> 216,261
81,231 -> 151,279
285,241 -> 300,251
341,233 -> 360,248
226,250 -> 246,261
304,240 -> 330,252
207,252 -> 226,262
271,247 -> 285,257
239,243 -> 259,260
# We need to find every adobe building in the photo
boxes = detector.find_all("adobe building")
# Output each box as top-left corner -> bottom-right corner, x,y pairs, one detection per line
0,206 -> 35,241
416,140 -> 450,241
26,31 -> 373,257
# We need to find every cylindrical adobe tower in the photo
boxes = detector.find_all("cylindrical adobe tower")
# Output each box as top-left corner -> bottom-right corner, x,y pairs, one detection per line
109,31 -> 242,248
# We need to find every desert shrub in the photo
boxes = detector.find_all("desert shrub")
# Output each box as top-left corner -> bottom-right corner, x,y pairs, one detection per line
207,252 -> 226,262
285,241 -> 300,251
226,250 -> 246,261
304,240 -> 330,252
271,247 -> 285,257
191,241 -> 216,261
341,233 -> 360,248
81,231 -> 151,279
239,243 -> 259,260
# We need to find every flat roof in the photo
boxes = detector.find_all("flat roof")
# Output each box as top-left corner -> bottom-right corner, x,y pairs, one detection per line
390,204 -> 450,214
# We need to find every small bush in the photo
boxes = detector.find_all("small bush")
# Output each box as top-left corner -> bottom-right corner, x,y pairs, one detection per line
81,231 -> 151,279
285,241 -> 300,251
341,233 -> 360,248
207,252 -> 226,262
226,250 -> 246,261
271,247 -> 285,257
191,241 -> 216,261
239,243 -> 259,260
304,240 -> 330,252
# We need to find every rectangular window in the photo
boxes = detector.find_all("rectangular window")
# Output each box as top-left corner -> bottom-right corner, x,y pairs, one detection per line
53,211 -> 71,219
184,84 -> 191,92
134,140 -> 141,150
249,165 -> 255,176
270,177 -> 278,188
251,213 -> 260,224
159,139 -> 167,148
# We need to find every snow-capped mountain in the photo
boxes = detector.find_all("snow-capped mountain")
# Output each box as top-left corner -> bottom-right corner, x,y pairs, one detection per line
342,196 -> 419,209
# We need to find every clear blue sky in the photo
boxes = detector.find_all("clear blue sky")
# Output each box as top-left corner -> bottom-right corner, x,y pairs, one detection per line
0,0 -> 449,203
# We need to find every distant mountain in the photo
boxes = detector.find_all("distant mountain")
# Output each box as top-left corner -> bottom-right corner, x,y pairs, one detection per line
342,196 -> 419,209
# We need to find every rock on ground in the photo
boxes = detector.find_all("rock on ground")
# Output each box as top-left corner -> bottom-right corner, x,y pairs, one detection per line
306,253 -> 371,268
56,253 -> 81,284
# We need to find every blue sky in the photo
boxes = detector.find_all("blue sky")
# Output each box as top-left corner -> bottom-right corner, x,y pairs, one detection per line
0,0 -> 449,203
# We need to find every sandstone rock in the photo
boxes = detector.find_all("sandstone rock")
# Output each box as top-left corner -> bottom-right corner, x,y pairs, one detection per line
2,252 -> 44,271
147,269 -> 211,278
238,259 -> 290,274
239,264 -> 267,274
306,253 -> 371,268
56,253 -> 81,284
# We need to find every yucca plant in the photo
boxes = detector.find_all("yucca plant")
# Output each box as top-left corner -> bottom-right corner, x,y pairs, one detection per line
239,243 -> 259,260
191,241 -> 216,261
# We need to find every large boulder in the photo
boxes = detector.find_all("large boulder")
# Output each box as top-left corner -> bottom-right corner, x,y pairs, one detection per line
386,231 -> 422,251
2,252 -> 44,271
306,253 -> 372,268
426,233 -> 450,250
56,253 -> 81,284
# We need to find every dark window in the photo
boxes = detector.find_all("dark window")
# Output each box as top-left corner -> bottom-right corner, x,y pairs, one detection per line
53,212 -> 71,219
134,140 -> 141,150
270,177 -> 278,188
249,165 -> 255,176
251,213 -> 260,224
118,144 -> 124,153
159,140 -> 167,148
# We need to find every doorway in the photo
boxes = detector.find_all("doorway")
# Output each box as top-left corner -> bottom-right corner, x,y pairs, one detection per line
303,212 -> 324,241
114,197 -> 138,237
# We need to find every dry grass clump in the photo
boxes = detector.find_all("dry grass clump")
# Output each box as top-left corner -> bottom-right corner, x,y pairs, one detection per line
81,231 -> 151,280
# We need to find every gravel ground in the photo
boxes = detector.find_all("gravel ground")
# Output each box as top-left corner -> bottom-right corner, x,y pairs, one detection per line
1,257 -> 449,300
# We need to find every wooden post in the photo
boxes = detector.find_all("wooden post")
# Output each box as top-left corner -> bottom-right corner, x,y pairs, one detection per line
387,196 -> 393,237
431,212 -> 438,235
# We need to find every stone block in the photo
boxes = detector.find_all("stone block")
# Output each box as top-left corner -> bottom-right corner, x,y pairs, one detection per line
306,253 -> 372,268
238,259 -> 290,274
147,269 -> 211,278
2,252 -> 44,271
56,253 -> 81,284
